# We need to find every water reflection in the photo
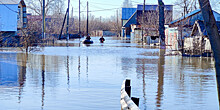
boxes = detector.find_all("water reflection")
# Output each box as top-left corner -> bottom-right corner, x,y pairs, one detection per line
156,49 -> 165,110
66,56 -> 70,87
0,37 -> 218,110
17,53 -> 28,103
78,56 -> 81,82
41,55 -> 45,109
0,53 -> 19,87
86,56 -> 89,82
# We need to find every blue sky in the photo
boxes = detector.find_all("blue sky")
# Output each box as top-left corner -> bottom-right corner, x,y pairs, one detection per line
67,0 -> 219,18
69,0 -> 176,18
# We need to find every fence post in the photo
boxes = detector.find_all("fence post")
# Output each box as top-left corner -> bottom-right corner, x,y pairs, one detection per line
125,79 -> 131,97
131,97 -> 140,107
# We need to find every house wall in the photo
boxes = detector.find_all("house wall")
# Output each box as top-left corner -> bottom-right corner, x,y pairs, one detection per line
204,37 -> 211,52
0,4 -> 18,31
18,3 -> 27,29
122,20 -> 128,27
183,36 -> 212,55
131,29 -> 142,43
165,27 -> 178,50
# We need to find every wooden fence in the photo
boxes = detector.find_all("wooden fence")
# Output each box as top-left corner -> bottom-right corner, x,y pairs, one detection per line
120,79 -> 140,110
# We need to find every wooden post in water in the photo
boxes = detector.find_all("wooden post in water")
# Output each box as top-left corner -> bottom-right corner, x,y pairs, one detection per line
125,79 -> 131,97
198,0 -> 220,103
131,97 -> 140,107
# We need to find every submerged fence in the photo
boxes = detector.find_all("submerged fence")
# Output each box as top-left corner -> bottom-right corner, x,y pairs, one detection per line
120,79 -> 140,110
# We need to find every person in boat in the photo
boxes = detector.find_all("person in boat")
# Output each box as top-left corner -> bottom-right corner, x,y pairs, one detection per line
86,35 -> 91,40
99,36 -> 105,42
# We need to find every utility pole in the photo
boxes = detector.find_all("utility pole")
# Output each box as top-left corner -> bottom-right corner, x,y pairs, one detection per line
198,0 -> 220,103
71,7 -> 75,31
79,0 -> 81,36
86,1 -> 89,36
158,0 -> 165,46
117,10 -> 119,36
42,0 -> 45,39
66,0 -> 70,41
141,0 -> 145,42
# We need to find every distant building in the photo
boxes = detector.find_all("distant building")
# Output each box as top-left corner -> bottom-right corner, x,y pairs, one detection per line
121,4 -> 173,44
166,9 -> 220,51
91,30 -> 117,36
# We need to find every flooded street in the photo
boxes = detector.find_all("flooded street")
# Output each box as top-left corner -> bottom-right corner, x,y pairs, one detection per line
0,37 -> 219,110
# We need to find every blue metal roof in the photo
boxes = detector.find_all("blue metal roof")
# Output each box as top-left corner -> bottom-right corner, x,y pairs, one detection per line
123,11 -> 137,27
169,9 -> 220,25
122,8 -> 137,20
137,4 -> 173,11
169,9 -> 201,25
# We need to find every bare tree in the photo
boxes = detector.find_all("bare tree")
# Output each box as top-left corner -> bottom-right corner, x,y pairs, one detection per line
138,9 -> 172,37
174,0 -> 220,19
26,0 -> 64,15
139,11 -> 159,37
19,18 -> 42,52
174,0 -> 198,15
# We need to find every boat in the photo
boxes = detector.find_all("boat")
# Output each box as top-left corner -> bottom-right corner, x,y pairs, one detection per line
82,39 -> 93,44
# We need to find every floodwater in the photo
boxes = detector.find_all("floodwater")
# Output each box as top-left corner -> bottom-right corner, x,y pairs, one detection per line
0,37 -> 218,110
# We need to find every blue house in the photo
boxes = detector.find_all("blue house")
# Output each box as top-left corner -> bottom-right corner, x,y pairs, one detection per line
0,0 -> 19,33
0,0 -> 26,46
121,8 -> 137,37
121,4 -> 173,42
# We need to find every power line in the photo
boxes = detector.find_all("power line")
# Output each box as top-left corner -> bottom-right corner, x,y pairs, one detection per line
73,7 -> 120,13
89,1 -> 122,7
89,8 -> 120,12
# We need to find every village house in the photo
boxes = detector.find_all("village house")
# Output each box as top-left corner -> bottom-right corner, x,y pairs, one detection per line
121,4 -> 173,44
183,20 -> 220,57
166,9 -> 220,51
121,8 -> 137,38
0,0 -> 26,46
